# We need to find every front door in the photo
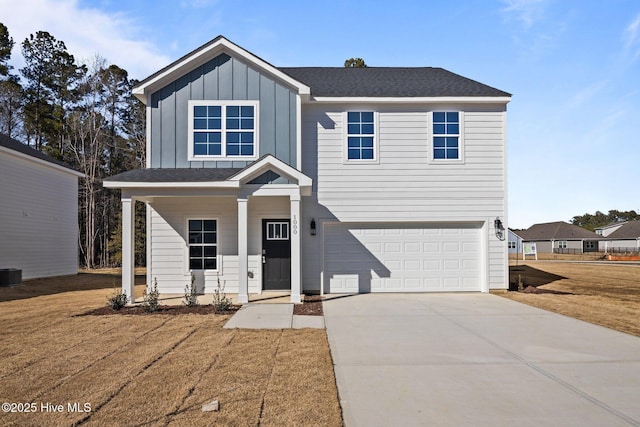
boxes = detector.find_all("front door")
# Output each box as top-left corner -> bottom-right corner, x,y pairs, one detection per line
262,219 -> 291,290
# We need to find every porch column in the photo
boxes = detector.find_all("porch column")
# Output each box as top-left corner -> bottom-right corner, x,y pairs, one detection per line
121,197 -> 135,303
237,196 -> 249,304
290,194 -> 301,303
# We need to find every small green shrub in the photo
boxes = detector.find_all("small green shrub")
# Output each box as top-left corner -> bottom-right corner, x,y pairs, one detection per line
107,287 -> 128,310
212,274 -> 232,312
143,278 -> 160,312
184,273 -> 199,307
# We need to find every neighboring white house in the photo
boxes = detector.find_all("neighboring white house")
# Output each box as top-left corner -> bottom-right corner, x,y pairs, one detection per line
104,36 -> 511,303
595,221 -> 627,237
0,133 -> 84,280
602,220 -> 640,252
508,229 -> 524,255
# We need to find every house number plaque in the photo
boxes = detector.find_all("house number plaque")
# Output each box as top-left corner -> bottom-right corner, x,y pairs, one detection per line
292,215 -> 298,235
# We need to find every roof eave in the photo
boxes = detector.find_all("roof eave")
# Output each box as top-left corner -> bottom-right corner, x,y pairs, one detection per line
308,96 -> 512,104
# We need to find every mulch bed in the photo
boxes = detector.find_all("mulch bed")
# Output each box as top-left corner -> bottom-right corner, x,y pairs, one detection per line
293,295 -> 324,316
78,304 -> 242,316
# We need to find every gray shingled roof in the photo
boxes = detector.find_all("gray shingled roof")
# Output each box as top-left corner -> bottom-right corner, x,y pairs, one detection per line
607,220 -> 640,239
279,67 -> 511,98
0,133 -> 77,171
518,221 -> 601,240
104,168 -> 242,182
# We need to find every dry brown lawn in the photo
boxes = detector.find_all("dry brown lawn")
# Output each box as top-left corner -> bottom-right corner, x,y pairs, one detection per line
0,271 -> 342,427
502,261 -> 640,337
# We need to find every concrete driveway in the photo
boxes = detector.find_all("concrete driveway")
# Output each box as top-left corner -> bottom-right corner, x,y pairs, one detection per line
323,293 -> 640,427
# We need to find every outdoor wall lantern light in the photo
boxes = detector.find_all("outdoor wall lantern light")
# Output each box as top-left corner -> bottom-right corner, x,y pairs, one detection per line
494,217 -> 505,241
310,219 -> 317,236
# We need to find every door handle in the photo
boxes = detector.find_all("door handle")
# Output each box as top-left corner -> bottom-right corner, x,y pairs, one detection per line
262,256 -> 266,264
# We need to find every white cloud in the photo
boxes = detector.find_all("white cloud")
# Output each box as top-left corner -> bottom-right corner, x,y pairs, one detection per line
0,0 -> 170,80
501,0 -> 546,28
623,13 -> 640,58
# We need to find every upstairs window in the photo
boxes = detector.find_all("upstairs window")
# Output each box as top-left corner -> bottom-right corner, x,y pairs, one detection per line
433,111 -> 460,160
189,101 -> 258,160
346,111 -> 376,161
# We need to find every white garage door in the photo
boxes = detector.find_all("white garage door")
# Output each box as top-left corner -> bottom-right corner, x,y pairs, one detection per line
325,223 -> 482,293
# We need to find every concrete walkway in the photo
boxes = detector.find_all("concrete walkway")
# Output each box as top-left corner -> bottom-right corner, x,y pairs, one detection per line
223,303 -> 325,329
323,293 -> 640,427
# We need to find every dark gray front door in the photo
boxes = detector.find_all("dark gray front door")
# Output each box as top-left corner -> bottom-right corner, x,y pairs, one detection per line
262,219 -> 291,290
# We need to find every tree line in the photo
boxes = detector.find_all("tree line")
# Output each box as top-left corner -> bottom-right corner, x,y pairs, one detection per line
571,210 -> 640,231
0,23 -> 145,268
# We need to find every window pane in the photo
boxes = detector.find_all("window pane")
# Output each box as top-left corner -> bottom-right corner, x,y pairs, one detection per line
208,144 -> 221,155
204,259 -> 217,270
189,233 -> 201,244
194,132 -> 207,143
361,123 -> 374,134
448,149 -> 459,159
241,118 -> 254,129
190,246 -> 202,257
208,118 -> 221,129
348,137 -> 360,148
446,137 -> 458,148
348,149 -> 360,160
446,112 -> 459,122
208,106 -> 221,116
433,112 -> 446,122
434,149 -> 445,159
348,123 -> 360,134
227,132 -> 240,143
209,132 -> 221,142
190,259 -> 203,270
194,106 -> 207,117
194,118 -> 207,130
241,105 -> 254,116
447,124 -> 459,134
361,112 -> 374,122
227,118 -> 240,129
347,112 -> 360,122
240,133 -> 253,143
227,144 -> 239,155
240,145 -> 254,156
433,124 -> 446,134
203,232 -> 216,243
204,220 -> 216,231
227,105 -> 239,116
189,220 -> 202,232
434,137 -> 446,148
194,144 -> 207,155
204,246 -> 217,257
362,149 -> 374,160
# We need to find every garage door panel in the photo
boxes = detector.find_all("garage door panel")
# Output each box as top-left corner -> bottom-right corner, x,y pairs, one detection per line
325,223 -> 482,293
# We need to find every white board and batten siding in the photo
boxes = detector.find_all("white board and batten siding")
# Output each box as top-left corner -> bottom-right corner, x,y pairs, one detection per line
0,149 -> 80,280
300,104 -> 508,293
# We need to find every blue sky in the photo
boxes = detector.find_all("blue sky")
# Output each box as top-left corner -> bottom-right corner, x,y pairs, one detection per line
2,0 -> 639,228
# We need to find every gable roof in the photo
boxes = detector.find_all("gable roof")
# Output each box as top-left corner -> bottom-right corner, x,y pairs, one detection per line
0,133 -> 83,177
607,220 -> 640,239
279,67 -> 511,98
133,36 -> 311,102
519,221 -> 601,241
133,35 -> 511,103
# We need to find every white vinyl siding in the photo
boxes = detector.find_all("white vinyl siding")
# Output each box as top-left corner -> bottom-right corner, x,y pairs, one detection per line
301,103 -> 507,290
0,151 -> 79,280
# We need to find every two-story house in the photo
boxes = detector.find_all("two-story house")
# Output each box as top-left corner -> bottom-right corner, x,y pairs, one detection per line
104,36 -> 511,303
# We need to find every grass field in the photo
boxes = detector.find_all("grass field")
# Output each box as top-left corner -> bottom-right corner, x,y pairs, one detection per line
0,272 -> 342,427
503,261 -> 640,337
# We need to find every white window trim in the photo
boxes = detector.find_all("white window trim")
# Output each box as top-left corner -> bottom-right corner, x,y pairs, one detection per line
343,110 -> 380,164
188,100 -> 260,161
185,217 -> 219,272
428,110 -> 465,164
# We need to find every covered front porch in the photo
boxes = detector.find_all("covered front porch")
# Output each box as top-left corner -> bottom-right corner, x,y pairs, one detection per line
103,155 -> 312,304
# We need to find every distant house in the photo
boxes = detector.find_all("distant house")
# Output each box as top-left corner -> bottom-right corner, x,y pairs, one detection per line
595,221 -> 627,237
508,229 -> 524,254
0,134 -> 84,280
518,221 -> 601,254
602,221 -> 640,252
